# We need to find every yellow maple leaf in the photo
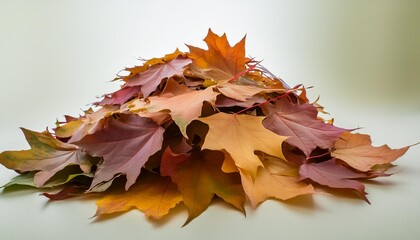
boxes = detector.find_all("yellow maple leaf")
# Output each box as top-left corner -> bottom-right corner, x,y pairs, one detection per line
198,112 -> 287,178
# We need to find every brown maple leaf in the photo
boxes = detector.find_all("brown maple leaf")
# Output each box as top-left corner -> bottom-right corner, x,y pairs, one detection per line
161,148 -> 245,226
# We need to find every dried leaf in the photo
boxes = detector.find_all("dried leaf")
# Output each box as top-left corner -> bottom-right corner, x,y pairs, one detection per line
198,112 -> 287,178
95,171 -> 182,220
332,132 -> 410,172
0,128 -> 90,187
125,57 -> 192,98
161,148 -> 245,226
187,29 -> 247,81
299,159 -> 369,201
263,98 -> 347,156
76,114 -> 165,190
147,78 -> 219,136
241,155 -> 314,207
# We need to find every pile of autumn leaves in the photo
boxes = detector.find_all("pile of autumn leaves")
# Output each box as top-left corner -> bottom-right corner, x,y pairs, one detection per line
0,30 -> 410,225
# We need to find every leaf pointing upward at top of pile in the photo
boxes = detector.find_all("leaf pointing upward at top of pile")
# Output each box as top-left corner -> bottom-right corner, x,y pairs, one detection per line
187,29 -> 248,81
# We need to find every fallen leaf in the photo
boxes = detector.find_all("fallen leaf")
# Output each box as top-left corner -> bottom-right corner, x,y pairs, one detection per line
161,148 -> 245,226
215,94 -> 266,108
2,170 -> 92,190
76,114 -> 165,190
216,82 -> 284,102
42,185 -> 88,200
95,171 -> 182,220
0,128 -> 90,187
124,57 -> 192,98
54,118 -> 83,139
331,132 -> 410,172
187,29 -> 247,81
263,98 -> 347,156
198,112 -> 287,178
241,154 -> 314,207
96,86 -> 142,106
67,105 -> 119,143
299,158 -> 369,201
147,78 -> 219,137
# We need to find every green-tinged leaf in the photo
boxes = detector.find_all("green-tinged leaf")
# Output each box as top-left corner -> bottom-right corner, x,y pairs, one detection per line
0,128 -> 92,187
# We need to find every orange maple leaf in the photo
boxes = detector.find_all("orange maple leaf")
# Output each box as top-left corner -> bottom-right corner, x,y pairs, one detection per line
187,29 -> 248,81
331,132 -> 410,172
95,171 -> 182,220
240,154 -> 314,207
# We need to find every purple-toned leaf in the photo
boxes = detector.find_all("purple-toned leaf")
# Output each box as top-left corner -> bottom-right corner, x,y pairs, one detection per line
299,158 -> 369,201
76,114 -> 165,190
96,86 -> 141,106
263,98 -> 347,156
124,57 -> 192,98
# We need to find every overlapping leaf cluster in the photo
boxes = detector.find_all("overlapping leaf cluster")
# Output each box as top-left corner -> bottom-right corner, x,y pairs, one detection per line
0,30 -> 410,225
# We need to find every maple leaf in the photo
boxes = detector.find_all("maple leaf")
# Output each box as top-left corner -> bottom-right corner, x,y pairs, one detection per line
96,86 -> 141,106
263,98 -> 347,156
124,57 -> 192,98
122,99 -> 172,126
95,171 -> 182,220
0,128 -> 91,187
331,132 -> 410,172
198,112 -> 287,178
215,94 -> 266,108
55,118 -> 84,139
147,78 -> 219,137
216,82 -> 284,102
116,49 -> 185,83
2,171 -> 92,190
42,185 -> 88,200
76,114 -> 165,190
187,29 -> 247,81
65,105 -> 119,143
299,158 -> 369,201
161,148 -> 245,226
240,154 -> 314,207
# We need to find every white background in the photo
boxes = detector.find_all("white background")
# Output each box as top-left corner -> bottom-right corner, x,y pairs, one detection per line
0,1 -> 419,239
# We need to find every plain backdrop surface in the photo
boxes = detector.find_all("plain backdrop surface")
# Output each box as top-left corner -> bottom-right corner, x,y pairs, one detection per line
0,1 -> 419,239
